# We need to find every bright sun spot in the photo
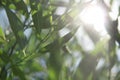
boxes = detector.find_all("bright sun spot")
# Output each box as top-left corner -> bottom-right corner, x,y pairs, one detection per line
79,4 -> 107,36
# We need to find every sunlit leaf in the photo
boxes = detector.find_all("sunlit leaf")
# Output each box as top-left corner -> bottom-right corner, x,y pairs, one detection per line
1,0 -> 119,80
26,33 -> 36,52
50,1 -> 68,7
9,4 -> 16,9
42,32 -> 73,52
91,38 -> 108,55
44,26 -> 78,52
48,68 -> 57,80
0,26 -> 5,40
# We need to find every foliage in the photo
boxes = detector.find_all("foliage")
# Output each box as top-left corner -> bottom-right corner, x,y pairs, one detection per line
0,0 -> 120,80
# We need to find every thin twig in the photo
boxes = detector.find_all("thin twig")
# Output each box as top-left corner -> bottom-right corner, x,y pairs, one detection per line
23,10 -> 32,28
8,41 -> 17,57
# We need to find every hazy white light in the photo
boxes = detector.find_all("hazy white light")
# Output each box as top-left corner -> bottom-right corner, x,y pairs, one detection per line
24,28 -> 32,39
59,27 -> 70,37
109,0 -> 119,20
96,58 -> 105,70
55,7 -> 66,15
80,5 -> 105,24
79,5 -> 107,36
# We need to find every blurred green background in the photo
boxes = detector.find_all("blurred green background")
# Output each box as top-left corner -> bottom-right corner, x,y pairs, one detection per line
0,0 -> 120,80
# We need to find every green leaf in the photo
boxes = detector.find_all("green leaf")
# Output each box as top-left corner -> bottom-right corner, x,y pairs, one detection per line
119,6 -> 120,16
12,67 -> 26,80
0,67 -> 7,80
91,38 -> 108,55
5,7 -> 27,49
48,68 -> 57,80
32,10 -> 42,33
9,4 -> 16,9
2,0 -> 28,15
27,33 -> 36,52
87,73 -> 93,80
110,0 -> 113,5
43,31 -> 76,52
0,53 -> 11,63
13,0 -> 28,15
0,26 -> 5,40
30,0 -> 42,11
32,11 -> 52,29
30,0 -> 42,33
30,0 -> 52,34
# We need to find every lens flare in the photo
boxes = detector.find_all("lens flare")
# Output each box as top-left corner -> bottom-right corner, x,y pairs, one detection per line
79,5 -> 107,36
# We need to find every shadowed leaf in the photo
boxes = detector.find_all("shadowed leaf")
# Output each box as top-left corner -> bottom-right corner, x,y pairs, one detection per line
5,7 -> 27,49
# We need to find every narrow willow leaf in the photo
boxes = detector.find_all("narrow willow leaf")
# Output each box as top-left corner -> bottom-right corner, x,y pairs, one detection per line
44,31 -> 76,52
50,1 -> 68,7
30,0 -> 39,10
4,0 -> 28,15
0,26 -> 5,40
30,0 -> 42,33
91,38 -> 108,55
0,53 -> 11,63
39,25 -> 79,53
30,0 -> 52,34
5,7 -> 27,49
12,67 -> 26,80
27,34 -> 36,52
119,6 -> 120,16
13,0 -> 28,15
0,67 -> 7,80
32,10 -> 42,33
